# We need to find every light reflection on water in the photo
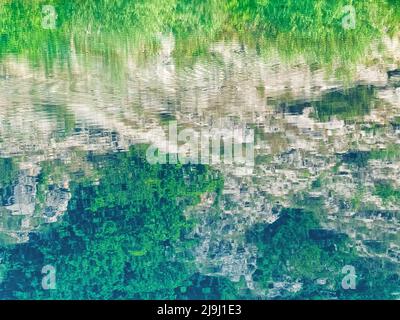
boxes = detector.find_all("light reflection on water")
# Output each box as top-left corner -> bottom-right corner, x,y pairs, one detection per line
0,33 -> 400,299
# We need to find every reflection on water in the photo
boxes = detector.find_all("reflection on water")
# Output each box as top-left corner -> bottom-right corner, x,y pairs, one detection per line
1,0 -> 400,299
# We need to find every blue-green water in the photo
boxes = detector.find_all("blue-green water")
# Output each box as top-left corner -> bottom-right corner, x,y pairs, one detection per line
0,0 -> 400,299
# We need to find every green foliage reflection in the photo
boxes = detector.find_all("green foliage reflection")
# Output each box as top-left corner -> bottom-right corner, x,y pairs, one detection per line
0,146 -> 223,299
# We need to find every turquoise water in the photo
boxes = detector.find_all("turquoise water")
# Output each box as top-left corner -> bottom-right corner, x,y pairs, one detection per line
0,0 -> 400,299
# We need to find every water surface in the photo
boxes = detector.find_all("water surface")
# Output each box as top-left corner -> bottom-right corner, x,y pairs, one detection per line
0,0 -> 400,299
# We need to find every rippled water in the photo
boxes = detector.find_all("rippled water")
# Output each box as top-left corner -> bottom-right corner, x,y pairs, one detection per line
1,1 -> 400,299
